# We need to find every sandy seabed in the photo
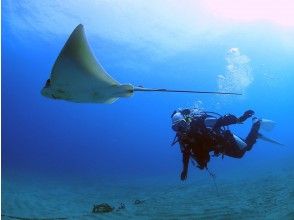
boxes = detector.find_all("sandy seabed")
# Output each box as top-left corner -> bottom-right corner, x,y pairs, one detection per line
2,166 -> 294,220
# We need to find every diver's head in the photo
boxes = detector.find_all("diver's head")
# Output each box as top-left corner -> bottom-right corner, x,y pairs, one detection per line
171,112 -> 190,133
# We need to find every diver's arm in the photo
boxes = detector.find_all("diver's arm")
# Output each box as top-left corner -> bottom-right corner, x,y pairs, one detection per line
181,147 -> 190,181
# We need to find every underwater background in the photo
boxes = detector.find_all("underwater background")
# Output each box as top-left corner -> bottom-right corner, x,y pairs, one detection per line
2,0 -> 294,219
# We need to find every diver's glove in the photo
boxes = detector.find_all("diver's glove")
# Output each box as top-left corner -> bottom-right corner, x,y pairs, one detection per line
238,110 -> 255,123
181,171 -> 187,181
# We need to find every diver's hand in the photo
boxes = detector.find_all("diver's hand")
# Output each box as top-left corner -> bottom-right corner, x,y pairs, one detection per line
180,171 -> 187,181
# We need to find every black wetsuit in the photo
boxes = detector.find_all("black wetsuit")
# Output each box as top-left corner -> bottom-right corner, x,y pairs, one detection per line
177,110 -> 260,180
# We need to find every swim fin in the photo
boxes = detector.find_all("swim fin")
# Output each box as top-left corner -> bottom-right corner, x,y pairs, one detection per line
260,118 -> 276,132
258,133 -> 285,146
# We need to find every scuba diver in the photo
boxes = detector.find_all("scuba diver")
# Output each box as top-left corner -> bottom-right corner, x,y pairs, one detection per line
171,108 -> 263,181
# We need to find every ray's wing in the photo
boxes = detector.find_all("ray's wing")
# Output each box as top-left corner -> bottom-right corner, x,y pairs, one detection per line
41,24 -> 133,103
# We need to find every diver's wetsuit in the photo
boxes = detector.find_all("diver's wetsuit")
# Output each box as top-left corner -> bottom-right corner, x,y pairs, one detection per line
177,110 -> 260,180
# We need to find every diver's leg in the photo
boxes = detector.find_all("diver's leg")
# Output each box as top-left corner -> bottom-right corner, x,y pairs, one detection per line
223,144 -> 246,158
213,110 -> 255,131
244,118 -> 261,151
213,114 -> 238,131
223,119 -> 261,158
222,131 -> 246,158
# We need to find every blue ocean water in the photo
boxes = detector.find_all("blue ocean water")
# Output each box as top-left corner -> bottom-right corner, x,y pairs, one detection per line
2,1 -> 294,219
